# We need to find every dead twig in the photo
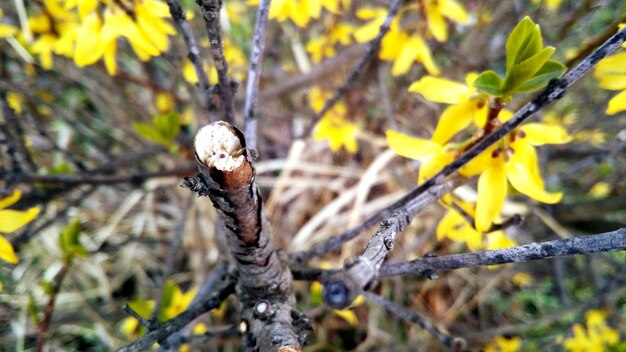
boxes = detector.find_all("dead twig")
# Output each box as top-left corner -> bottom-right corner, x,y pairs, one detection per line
242,0 -> 272,150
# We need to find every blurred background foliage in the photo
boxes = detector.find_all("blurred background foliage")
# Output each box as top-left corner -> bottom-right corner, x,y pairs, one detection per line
0,0 -> 625,350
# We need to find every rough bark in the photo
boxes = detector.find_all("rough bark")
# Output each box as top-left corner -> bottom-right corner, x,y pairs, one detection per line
182,122 -> 307,351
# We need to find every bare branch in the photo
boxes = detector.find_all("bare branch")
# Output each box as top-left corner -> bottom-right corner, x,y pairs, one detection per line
322,179 -> 461,309
196,0 -> 235,123
300,0 -> 403,137
364,292 -> 467,352
35,264 -> 70,352
243,0 -> 272,150
165,0 -> 212,122
379,228 -> 626,277
5,164 -> 196,186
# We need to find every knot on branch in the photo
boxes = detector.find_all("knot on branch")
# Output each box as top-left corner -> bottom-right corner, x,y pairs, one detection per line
322,281 -> 351,309
207,80 -> 239,96
181,174 -> 210,196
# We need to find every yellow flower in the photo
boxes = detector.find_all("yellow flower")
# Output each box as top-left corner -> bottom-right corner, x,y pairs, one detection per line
587,182 -> 611,199
155,92 -> 175,113
306,23 -> 354,63
531,0 -> 563,11
423,0 -> 469,42
511,272 -> 533,287
354,8 -> 439,76
409,73 -> 489,144
473,125 -> 570,231
0,190 -> 41,264
310,87 -> 359,153
562,310 -> 621,352
594,51 -> 626,115
386,130 -> 455,183
252,0 -> 348,28
485,336 -> 522,352
313,115 -> 359,153
436,200 -> 514,251
7,92 -> 24,114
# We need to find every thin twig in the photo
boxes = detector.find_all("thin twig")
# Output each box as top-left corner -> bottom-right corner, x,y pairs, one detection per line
35,264 -> 70,352
243,0 -> 272,150
197,0 -> 235,123
165,0 -> 212,122
364,292 -> 467,352
293,25 -> 626,265
300,0 -> 403,137
378,228 -> 626,277
6,164 -> 196,186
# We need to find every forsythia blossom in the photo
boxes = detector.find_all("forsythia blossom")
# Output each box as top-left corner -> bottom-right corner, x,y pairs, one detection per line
561,310 -> 621,352
0,190 -> 40,265
387,70 -> 571,244
12,0 -> 176,74
310,87 -> 359,153
594,50 -> 626,115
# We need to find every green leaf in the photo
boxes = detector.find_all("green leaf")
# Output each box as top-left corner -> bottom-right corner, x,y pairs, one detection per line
134,123 -> 168,145
512,60 -> 566,93
127,299 -> 153,319
473,70 -> 504,96
134,113 -> 180,148
506,17 -> 543,72
59,219 -> 87,259
503,46 -> 555,95
156,112 -> 181,141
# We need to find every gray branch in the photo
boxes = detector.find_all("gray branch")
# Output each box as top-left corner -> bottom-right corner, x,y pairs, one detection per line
322,179 -> 460,309
197,0 -> 235,123
379,228 -> 626,277
243,0 -> 272,150
165,0 -> 212,121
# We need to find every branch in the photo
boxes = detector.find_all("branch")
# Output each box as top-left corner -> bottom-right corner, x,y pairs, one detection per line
182,122 -> 306,351
293,25 -> 626,265
300,0 -> 403,137
35,263 -> 70,352
196,0 -> 235,123
5,164 -> 196,186
243,0 -> 272,150
116,272 -> 237,352
322,179 -> 461,309
165,0 -> 212,121
364,292 -> 466,352
378,228 -> 626,277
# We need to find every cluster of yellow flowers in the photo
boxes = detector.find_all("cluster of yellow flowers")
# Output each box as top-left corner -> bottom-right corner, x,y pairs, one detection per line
561,310 -> 622,351
387,72 -> 571,249
1,0 -> 176,74
250,0 -> 350,28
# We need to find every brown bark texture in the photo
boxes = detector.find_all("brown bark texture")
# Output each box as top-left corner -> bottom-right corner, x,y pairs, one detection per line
182,122 -> 308,352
